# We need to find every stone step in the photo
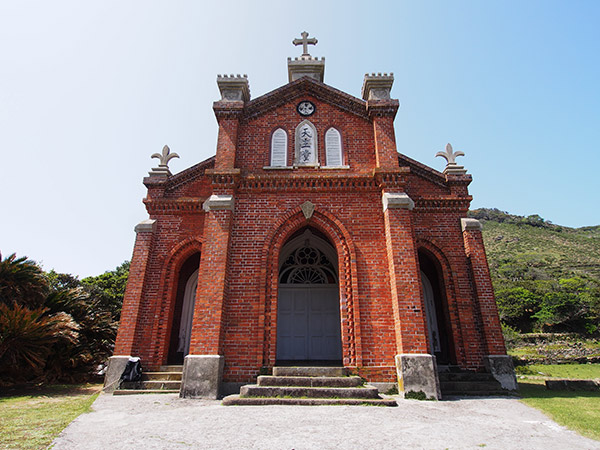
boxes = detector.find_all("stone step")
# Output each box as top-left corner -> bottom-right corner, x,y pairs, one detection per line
159,365 -> 183,372
114,389 -> 180,395
272,366 -> 347,377
257,375 -> 363,388
240,384 -> 380,399
440,381 -> 504,392
143,372 -> 182,381
438,372 -> 496,382
222,395 -> 397,406
121,381 -> 181,390
442,390 -> 518,398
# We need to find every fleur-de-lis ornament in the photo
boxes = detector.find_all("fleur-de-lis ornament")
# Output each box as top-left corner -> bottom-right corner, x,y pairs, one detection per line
435,143 -> 464,165
151,145 -> 180,168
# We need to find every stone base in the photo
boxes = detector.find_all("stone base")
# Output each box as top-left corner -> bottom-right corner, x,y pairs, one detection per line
395,354 -> 441,400
484,355 -> 518,391
103,355 -> 131,393
180,355 -> 224,399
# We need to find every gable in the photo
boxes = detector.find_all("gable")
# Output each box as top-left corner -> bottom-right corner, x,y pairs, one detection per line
244,77 -> 368,121
235,78 -> 375,172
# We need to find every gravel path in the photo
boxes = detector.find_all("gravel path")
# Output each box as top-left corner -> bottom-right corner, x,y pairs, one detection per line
51,393 -> 599,449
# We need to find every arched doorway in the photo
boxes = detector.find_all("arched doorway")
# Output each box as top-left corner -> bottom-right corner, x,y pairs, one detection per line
419,250 -> 455,365
167,252 -> 200,365
276,228 -> 342,364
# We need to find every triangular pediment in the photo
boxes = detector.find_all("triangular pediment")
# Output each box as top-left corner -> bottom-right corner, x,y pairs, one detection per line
243,77 -> 368,121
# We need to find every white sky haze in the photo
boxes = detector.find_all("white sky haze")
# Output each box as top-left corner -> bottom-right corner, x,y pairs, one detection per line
1,1 -> 599,277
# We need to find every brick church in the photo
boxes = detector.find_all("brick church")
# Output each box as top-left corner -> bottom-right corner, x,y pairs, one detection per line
105,34 -> 516,400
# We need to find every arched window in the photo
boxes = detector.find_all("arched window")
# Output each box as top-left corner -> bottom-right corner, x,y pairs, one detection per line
325,127 -> 343,167
270,128 -> 288,167
294,120 -> 318,166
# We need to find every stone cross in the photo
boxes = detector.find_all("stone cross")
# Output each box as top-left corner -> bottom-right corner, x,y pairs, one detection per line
293,31 -> 318,56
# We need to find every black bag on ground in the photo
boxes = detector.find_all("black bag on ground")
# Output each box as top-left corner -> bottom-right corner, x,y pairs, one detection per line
120,357 -> 143,382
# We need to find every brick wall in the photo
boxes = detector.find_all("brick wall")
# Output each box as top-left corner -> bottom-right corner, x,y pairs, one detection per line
112,79 -> 508,381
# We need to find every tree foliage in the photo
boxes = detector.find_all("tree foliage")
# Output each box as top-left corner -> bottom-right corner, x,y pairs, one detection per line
0,253 -> 128,384
472,208 -> 600,335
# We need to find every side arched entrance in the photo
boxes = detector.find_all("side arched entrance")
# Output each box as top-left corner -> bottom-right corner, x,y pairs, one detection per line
167,252 -> 200,365
418,249 -> 456,365
276,228 -> 342,364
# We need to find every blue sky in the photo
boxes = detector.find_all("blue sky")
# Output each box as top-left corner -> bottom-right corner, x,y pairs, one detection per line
1,0 -> 599,277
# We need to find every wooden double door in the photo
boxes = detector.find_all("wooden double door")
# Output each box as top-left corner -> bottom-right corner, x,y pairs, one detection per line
276,285 -> 342,362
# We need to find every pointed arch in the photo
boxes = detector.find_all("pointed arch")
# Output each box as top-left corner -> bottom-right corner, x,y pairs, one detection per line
294,120 -> 318,166
147,238 -> 203,366
258,207 -> 362,368
416,239 -> 463,365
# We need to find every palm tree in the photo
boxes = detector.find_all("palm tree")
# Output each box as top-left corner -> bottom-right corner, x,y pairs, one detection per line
0,253 -> 48,308
0,303 -> 78,381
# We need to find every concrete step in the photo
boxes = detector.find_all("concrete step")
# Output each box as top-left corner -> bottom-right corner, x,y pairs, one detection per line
114,365 -> 183,395
442,390 -> 518,398
257,375 -> 363,388
240,384 -> 380,399
159,365 -> 183,372
273,367 -> 347,377
440,381 -> 504,392
113,389 -> 180,395
121,381 -> 181,390
222,395 -> 397,406
438,372 -> 496,382
143,372 -> 182,381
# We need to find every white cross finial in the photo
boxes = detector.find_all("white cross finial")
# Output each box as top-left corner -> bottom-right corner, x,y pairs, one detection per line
292,31 -> 318,56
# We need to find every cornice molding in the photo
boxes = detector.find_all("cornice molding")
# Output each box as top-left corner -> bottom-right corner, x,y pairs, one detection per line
238,173 -> 381,192
144,198 -> 207,214
366,99 -> 400,119
413,197 -> 472,210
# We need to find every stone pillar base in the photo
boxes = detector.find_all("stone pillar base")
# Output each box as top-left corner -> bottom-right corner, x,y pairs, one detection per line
103,355 -> 131,393
180,355 -> 224,399
484,355 -> 518,391
395,354 -> 441,400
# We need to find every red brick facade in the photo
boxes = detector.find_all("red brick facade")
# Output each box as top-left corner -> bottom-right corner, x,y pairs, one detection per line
113,74 -> 507,386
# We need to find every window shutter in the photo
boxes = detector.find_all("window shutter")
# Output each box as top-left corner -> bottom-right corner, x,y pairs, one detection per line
325,128 -> 342,166
271,129 -> 287,167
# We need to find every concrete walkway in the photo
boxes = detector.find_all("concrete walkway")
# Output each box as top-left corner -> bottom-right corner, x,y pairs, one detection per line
51,393 -> 599,450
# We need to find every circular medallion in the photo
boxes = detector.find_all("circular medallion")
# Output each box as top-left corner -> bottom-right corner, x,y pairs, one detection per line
297,100 -> 316,117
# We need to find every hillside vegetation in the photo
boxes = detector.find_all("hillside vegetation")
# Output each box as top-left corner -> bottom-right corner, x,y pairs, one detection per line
469,208 -> 600,335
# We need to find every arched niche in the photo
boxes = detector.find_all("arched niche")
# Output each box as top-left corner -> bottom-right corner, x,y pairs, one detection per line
294,120 -> 318,166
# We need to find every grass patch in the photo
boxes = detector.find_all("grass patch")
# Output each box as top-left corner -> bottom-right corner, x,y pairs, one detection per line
519,380 -> 600,441
0,384 -> 101,450
517,363 -> 600,379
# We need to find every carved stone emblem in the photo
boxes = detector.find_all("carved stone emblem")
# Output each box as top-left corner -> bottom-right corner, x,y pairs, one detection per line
301,201 -> 315,219
435,143 -> 467,175
149,145 -> 180,177
435,143 -> 464,165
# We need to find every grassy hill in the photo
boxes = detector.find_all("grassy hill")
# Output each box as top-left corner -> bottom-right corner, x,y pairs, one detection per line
468,208 -> 600,335
471,209 -> 600,281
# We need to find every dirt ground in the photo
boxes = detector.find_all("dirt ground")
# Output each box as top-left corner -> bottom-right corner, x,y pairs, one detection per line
51,393 -> 599,449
